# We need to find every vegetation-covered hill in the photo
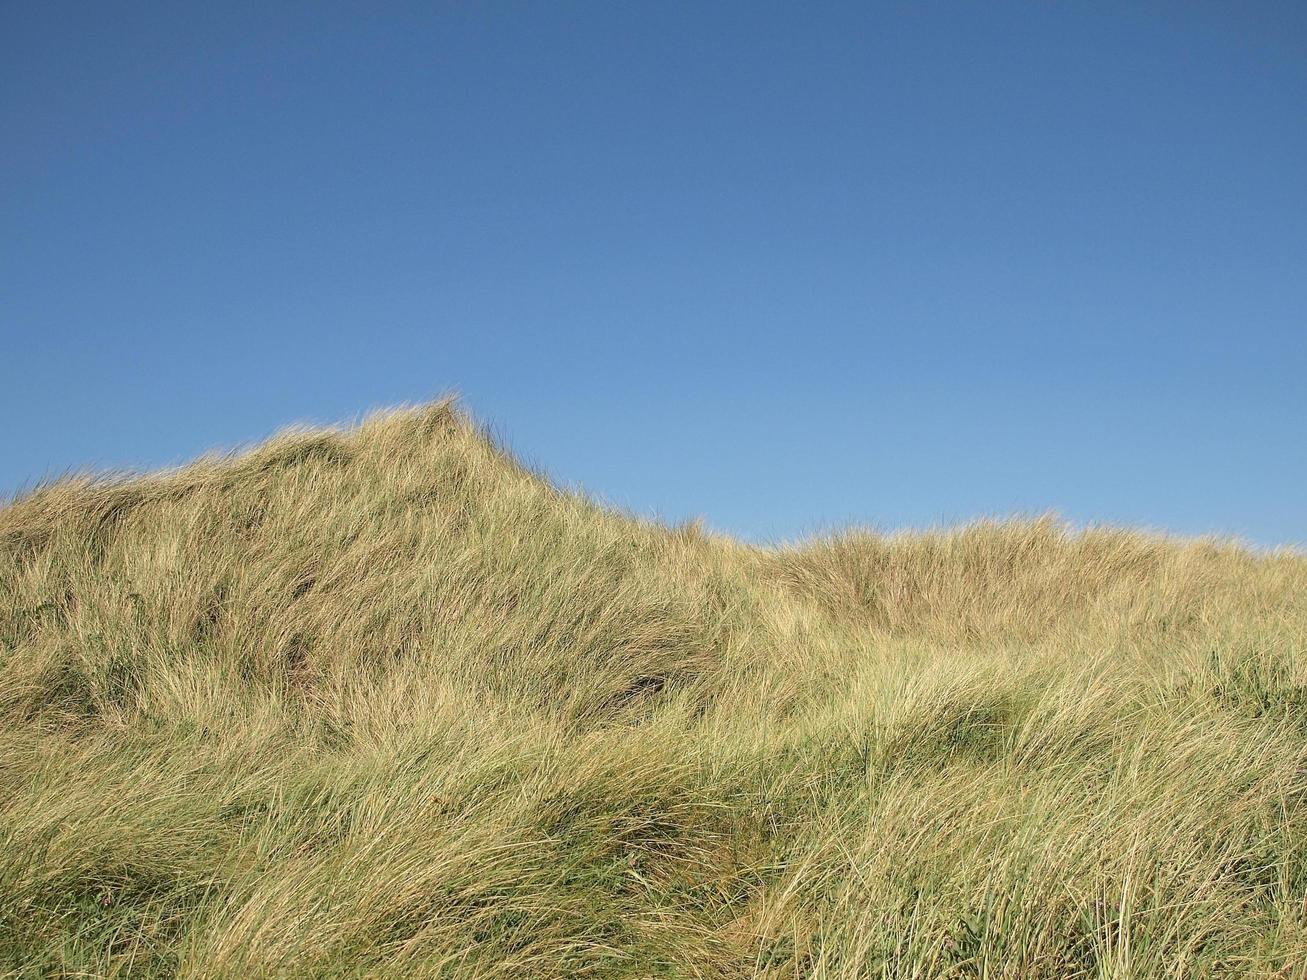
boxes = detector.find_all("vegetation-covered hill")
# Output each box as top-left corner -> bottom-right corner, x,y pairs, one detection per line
2,402 -> 1304,977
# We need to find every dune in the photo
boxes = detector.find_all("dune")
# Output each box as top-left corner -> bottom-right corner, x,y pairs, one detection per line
2,401 -> 1304,977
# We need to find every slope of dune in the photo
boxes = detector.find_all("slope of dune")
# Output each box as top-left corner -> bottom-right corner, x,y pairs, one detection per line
1,402 -> 1304,977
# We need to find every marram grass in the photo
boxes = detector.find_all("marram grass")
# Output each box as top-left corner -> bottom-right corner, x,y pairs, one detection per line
1,401 -> 1304,978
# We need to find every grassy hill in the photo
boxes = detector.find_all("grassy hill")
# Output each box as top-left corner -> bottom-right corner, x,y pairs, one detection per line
2,401 -> 1304,978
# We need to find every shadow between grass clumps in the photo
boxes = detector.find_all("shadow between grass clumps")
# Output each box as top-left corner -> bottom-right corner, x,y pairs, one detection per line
1,860 -> 209,978
1204,648 -> 1307,730
877,693 -> 1026,775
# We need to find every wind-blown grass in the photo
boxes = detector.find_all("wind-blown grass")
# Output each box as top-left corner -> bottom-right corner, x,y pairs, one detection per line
1,401 -> 1303,977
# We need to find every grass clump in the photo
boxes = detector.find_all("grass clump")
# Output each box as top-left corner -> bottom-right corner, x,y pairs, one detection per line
1,400 -> 1304,977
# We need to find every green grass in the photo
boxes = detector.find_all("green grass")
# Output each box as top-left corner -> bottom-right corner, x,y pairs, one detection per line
1,400 -> 1304,977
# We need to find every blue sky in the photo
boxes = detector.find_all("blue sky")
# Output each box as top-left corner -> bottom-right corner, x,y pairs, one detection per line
3,2 -> 1304,546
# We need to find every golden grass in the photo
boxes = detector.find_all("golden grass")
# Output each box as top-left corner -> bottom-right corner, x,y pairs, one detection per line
1,401 -> 1304,977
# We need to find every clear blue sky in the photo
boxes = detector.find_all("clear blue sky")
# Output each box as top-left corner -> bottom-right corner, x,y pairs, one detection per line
3,2 -> 1304,547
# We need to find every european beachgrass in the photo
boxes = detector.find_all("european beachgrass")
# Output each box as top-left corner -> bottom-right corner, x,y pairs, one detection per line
1,401 -> 1304,978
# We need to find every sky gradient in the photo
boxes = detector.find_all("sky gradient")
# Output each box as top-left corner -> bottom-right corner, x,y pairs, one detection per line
3,2 -> 1305,546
